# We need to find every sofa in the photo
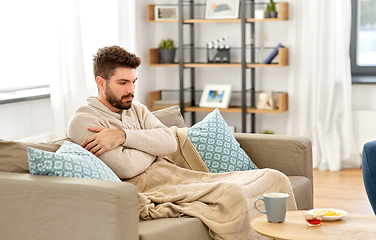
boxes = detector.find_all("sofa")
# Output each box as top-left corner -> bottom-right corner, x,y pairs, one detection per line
0,106 -> 313,240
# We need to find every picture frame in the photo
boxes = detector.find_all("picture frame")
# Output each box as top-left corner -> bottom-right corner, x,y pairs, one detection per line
256,91 -> 276,110
154,5 -> 178,21
199,84 -> 232,108
205,0 -> 240,19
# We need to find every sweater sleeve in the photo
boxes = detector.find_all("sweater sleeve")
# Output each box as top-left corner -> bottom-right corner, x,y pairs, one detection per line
123,103 -> 177,156
67,111 -> 163,179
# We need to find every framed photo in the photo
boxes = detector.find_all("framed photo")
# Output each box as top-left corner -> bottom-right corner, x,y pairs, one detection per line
155,6 -> 178,21
256,91 -> 276,110
205,0 -> 240,19
199,84 -> 232,108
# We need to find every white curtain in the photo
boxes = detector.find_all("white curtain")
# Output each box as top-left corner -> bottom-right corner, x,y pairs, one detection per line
50,0 -> 136,139
287,0 -> 361,171
51,0 -> 88,139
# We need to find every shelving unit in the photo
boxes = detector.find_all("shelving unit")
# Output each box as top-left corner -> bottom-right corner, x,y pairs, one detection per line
147,1 -> 289,133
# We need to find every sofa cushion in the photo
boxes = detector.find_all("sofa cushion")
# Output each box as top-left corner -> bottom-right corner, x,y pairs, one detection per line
0,140 -> 61,173
28,141 -> 121,182
139,217 -> 213,240
187,109 -> 258,173
151,105 -> 186,128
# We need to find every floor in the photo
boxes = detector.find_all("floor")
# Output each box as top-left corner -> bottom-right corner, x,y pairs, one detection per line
313,168 -> 374,216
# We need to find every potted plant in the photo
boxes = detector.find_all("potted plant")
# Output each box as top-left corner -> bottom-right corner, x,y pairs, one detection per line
158,38 -> 176,64
265,4 -> 271,18
269,0 -> 278,18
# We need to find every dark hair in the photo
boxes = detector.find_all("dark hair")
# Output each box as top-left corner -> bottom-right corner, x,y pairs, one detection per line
93,45 -> 141,80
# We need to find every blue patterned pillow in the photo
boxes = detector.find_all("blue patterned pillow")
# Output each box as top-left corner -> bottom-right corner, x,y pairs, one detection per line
27,141 -> 121,182
188,109 -> 258,173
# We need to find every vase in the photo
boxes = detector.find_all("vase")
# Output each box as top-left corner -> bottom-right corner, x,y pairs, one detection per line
159,49 -> 176,64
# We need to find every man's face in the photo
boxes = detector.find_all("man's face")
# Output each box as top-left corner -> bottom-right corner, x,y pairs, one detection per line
103,67 -> 137,112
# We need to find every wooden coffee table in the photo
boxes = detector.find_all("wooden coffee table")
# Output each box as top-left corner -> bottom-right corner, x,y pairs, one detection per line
251,210 -> 376,240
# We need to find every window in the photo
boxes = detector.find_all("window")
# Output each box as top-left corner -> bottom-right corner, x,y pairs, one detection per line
0,0 -> 122,103
0,0 -> 58,102
0,1 -> 58,90
351,0 -> 376,83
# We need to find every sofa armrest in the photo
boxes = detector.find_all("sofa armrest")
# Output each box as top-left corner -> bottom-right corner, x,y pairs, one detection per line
0,172 -> 139,240
234,133 -> 313,184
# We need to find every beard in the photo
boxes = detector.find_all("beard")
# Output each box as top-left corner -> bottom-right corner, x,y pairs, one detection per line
105,85 -> 134,110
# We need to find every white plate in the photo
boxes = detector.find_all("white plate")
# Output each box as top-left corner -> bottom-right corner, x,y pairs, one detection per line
308,208 -> 347,221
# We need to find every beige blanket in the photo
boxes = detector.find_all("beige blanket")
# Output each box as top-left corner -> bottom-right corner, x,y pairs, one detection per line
125,127 -> 296,240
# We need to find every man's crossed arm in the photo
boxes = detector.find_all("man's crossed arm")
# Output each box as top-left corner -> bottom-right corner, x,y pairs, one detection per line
81,126 -> 126,157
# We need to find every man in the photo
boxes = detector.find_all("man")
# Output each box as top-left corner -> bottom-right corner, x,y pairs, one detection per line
67,45 -> 177,178
67,46 -> 296,240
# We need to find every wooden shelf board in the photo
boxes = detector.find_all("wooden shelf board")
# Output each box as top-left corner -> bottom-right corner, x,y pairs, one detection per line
148,20 -> 178,23
148,48 -> 288,67
184,106 -> 287,113
149,63 -> 287,68
148,63 -> 287,67
246,18 -> 287,22
247,63 -> 284,68
148,18 -> 287,23
184,18 -> 288,23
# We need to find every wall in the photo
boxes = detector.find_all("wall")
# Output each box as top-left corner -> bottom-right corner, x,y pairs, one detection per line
134,0 -> 157,104
352,84 -> 376,110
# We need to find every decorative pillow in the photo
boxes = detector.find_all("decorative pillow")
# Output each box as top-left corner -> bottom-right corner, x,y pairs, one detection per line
152,105 -> 186,128
27,141 -> 121,182
187,109 -> 258,173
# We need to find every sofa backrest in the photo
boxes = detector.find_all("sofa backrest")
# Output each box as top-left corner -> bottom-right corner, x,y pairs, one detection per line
151,105 -> 186,128
0,141 -> 61,173
0,105 -> 186,173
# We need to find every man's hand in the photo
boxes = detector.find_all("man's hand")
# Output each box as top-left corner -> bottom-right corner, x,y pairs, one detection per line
82,126 -> 126,156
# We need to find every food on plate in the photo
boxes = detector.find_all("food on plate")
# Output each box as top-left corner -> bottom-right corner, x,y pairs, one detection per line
325,209 -> 343,217
312,209 -> 344,217
312,209 -> 328,216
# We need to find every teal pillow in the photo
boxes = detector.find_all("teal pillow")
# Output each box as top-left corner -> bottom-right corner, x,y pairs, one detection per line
27,141 -> 121,182
187,108 -> 258,173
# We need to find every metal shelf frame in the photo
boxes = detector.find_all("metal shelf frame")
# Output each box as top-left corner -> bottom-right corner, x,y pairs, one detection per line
178,0 -> 256,133
176,0 -> 287,133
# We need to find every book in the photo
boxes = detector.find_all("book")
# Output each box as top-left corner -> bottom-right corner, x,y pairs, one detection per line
263,43 -> 284,64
